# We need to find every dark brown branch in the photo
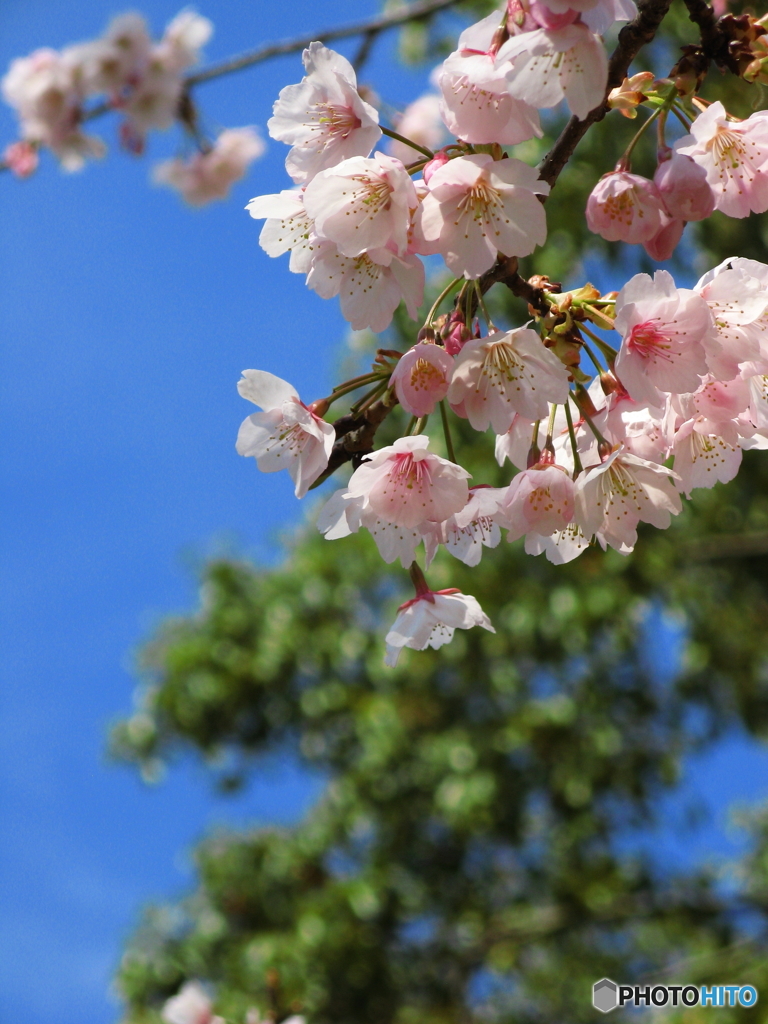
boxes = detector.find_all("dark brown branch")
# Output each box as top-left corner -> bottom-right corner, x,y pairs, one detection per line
538,0 -> 673,189
185,0 -> 464,87
311,391 -> 400,488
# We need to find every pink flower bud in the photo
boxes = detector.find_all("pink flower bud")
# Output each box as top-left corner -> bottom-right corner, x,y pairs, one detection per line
422,150 -> 450,185
586,170 -> 666,244
390,341 -> 454,417
529,2 -> 579,29
653,151 -> 715,221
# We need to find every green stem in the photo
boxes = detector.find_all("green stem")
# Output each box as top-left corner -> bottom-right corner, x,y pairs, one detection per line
425,277 -> 463,326
545,403 -> 558,446
350,379 -> 389,415
380,124 -> 434,159
620,106 -> 662,168
328,374 -> 387,406
332,371 -> 384,392
671,103 -> 692,130
474,280 -> 496,331
580,323 -> 618,362
413,413 -> 429,434
404,415 -> 418,436
564,400 -> 583,479
580,338 -> 606,373
439,401 -> 457,463
569,392 -> 608,447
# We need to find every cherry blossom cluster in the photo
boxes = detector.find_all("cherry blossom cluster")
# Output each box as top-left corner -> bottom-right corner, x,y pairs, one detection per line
236,3 -> 768,666
1,10 -> 264,203
161,980 -> 304,1024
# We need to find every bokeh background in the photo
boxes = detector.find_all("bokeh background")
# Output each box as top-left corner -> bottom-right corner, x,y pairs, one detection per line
3,2 -> 768,1022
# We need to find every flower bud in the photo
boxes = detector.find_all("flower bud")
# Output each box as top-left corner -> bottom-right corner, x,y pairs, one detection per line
654,151 -> 714,221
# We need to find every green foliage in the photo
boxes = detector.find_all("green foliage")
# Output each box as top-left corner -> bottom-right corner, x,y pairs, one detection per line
113,3 -> 768,1021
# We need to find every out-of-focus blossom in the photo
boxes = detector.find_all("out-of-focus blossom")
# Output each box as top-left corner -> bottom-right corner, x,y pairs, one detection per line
268,42 -> 381,184
3,140 -> 38,177
236,369 -> 335,498
154,127 -> 264,206
388,93 -> 448,163
162,981 -> 223,1024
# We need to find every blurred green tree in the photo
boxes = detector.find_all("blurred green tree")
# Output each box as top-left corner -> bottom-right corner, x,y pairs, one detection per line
110,1 -> 768,1021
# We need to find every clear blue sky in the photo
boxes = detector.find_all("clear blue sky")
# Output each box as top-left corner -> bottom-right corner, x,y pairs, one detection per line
1,3 -> 768,1023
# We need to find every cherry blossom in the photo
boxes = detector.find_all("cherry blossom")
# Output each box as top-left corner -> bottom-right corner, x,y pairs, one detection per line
642,211 -> 685,262
415,154 -> 549,278
390,341 -> 454,416
388,94 -> 448,163
666,404 -> 742,497
154,128 -> 264,206
498,23 -> 609,120
524,523 -> 592,563
437,11 -> 541,146
344,435 -> 470,530
613,270 -> 714,405
3,140 -> 38,178
675,102 -> 768,218
500,463 -> 575,542
162,981 -> 223,1024
236,370 -> 335,499
384,587 -> 495,667
653,151 -> 715,221
586,170 -> 666,243
303,152 -> 417,258
317,489 -> 433,568
76,13 -> 152,95
448,327 -> 570,431
305,243 -> 424,332
574,447 -> 682,552
433,486 -> 507,566
495,413 -> 538,470
246,188 -> 316,274
694,261 -> 768,379
268,42 -> 381,184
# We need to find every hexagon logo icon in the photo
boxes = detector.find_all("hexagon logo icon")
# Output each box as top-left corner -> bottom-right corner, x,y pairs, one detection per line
593,978 -> 619,1013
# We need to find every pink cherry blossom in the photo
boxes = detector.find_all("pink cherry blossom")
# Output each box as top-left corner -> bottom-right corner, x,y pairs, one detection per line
675,102 -> 768,218
435,486 -> 507,566
235,370 -> 335,499
387,94 -> 448,163
498,24 -> 608,120
586,170 -> 666,244
448,327 -> 570,431
384,587 -> 495,666
76,14 -> 152,95
642,211 -> 684,262
653,151 -> 715,221
246,188 -> 316,274
154,128 -> 264,206
345,435 -> 470,530
494,413 -> 537,469
317,488 -> 432,568
574,447 -> 682,552
303,152 -> 417,258
500,463 -> 575,541
416,154 -> 549,278
390,342 -> 454,416
268,42 -> 381,184
613,270 -> 713,405
524,523 -> 592,563
694,261 -> 768,379
581,0 -> 637,32
162,981 -> 223,1024
667,411 -> 742,497
437,12 -> 541,146
306,243 -> 424,332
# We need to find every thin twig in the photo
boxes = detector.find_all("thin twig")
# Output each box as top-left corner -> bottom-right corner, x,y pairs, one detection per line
185,0 -> 464,87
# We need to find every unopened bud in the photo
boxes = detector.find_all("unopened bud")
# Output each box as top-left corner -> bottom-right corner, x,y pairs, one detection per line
308,397 -> 330,417
417,326 -> 437,343
573,384 -> 599,418
599,371 -> 620,395
526,440 -> 542,468
598,440 -> 614,461
423,150 -> 450,184
607,71 -> 655,118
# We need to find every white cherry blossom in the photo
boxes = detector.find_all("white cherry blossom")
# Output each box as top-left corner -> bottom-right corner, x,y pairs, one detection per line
317,489 -> 431,568
246,188 -> 316,274
236,370 -> 335,498
154,128 -> 264,206
268,42 -> 381,184
498,23 -> 608,120
306,243 -> 424,332
524,523 -> 592,563
574,447 -> 682,552
500,463 -> 575,542
303,152 -> 417,258
384,588 -> 495,666
415,154 -> 549,278
675,102 -> 768,218
435,486 -> 507,567
448,327 -> 570,431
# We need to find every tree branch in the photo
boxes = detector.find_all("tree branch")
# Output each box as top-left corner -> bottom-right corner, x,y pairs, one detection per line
185,0 -> 465,87
538,0 -> 673,189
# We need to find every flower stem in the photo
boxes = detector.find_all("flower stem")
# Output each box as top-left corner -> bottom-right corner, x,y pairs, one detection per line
564,399 -> 583,479
580,322 -> 618,360
350,379 -> 390,415
328,373 -> 387,406
474,280 -> 496,331
439,400 -> 457,463
381,125 -> 434,159
425,276 -> 463,326
569,391 -> 608,447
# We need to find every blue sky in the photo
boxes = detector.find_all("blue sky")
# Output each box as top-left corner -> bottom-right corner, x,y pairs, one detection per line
1,3 -> 768,1023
